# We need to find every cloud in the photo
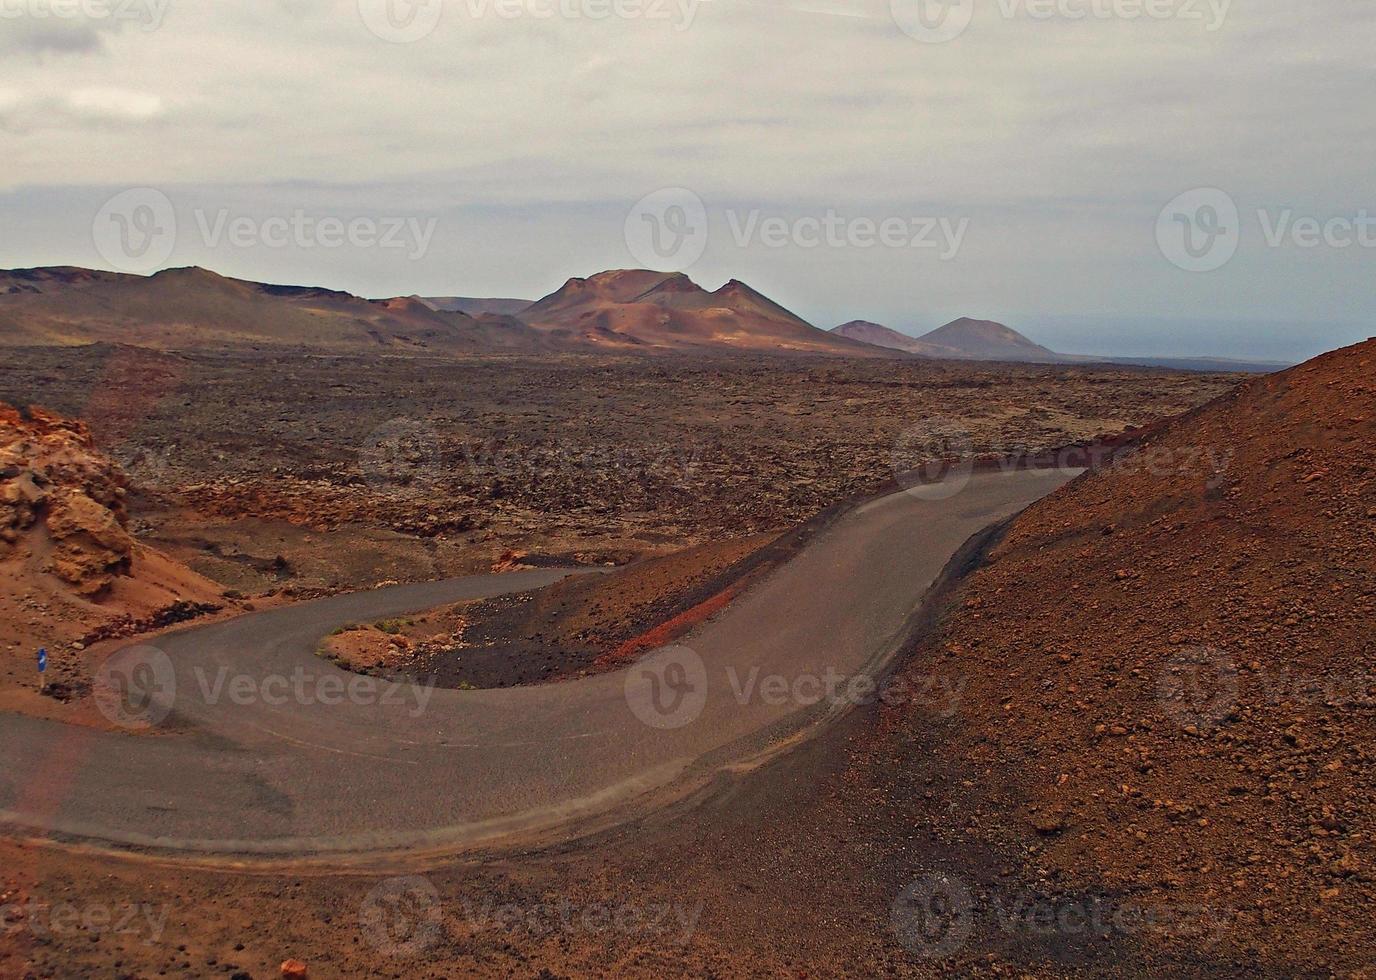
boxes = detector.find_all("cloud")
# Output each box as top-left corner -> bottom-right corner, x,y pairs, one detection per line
0,19 -> 109,56
2,0 -> 1371,208
65,87 -> 164,120
0,87 -> 165,132
0,0 -> 168,56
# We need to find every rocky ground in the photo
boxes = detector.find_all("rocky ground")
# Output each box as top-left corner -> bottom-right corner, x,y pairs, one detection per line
0,344 -> 1236,601
0,345 -> 1272,979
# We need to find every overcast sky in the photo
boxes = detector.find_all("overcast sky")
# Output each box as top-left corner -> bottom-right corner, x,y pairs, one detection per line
2,0 -> 1373,360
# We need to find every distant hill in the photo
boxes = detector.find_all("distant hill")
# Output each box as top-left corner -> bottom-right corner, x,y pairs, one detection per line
918,316 -> 1063,361
830,320 -> 946,356
416,296 -> 533,317
830,316 -> 1282,371
832,315 -> 1067,363
0,266 -> 557,353
518,270 -> 888,356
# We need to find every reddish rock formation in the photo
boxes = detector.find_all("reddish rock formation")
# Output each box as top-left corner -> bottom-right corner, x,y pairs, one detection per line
0,405 -> 135,596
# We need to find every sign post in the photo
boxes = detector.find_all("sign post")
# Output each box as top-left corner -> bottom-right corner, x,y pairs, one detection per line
37,647 -> 47,693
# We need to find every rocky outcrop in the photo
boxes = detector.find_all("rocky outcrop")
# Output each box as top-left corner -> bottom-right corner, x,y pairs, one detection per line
45,488 -> 136,594
1,404 -> 136,596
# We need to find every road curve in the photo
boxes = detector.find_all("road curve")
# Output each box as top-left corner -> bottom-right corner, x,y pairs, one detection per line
0,468 -> 1076,859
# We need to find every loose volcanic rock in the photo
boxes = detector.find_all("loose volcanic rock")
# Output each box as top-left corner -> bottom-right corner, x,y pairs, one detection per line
890,338 -> 1376,971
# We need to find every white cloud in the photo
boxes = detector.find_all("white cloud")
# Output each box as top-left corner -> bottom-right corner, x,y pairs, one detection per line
65,87 -> 164,121
1,0 -> 1370,209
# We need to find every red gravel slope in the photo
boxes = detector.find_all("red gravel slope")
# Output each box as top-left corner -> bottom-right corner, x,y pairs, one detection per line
891,337 -> 1376,970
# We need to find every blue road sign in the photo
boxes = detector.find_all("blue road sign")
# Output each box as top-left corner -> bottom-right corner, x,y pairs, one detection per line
37,647 -> 47,673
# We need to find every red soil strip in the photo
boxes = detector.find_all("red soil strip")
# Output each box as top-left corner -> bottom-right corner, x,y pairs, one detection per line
592,581 -> 745,672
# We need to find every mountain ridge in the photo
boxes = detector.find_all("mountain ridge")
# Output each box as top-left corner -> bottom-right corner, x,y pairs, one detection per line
0,265 -> 563,352
516,269 -> 888,356
832,315 -> 1067,363
0,265 -> 1291,369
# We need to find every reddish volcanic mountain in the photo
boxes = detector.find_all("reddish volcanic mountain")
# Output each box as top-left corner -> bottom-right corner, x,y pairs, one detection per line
0,266 -> 553,353
519,270 -> 888,356
0,266 -> 894,357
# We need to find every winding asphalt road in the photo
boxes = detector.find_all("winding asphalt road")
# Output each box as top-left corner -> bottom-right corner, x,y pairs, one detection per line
0,469 -> 1075,858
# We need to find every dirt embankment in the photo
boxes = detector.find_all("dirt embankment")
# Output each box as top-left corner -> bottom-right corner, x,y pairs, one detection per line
877,338 -> 1376,971
0,404 -> 225,708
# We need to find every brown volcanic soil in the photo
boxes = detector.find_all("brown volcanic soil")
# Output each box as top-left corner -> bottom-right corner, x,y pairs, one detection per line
879,338 -> 1376,970
0,341 -> 1250,977
0,345 -> 1236,602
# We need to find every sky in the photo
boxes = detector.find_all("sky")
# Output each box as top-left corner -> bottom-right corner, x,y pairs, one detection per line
1,0 -> 1373,361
